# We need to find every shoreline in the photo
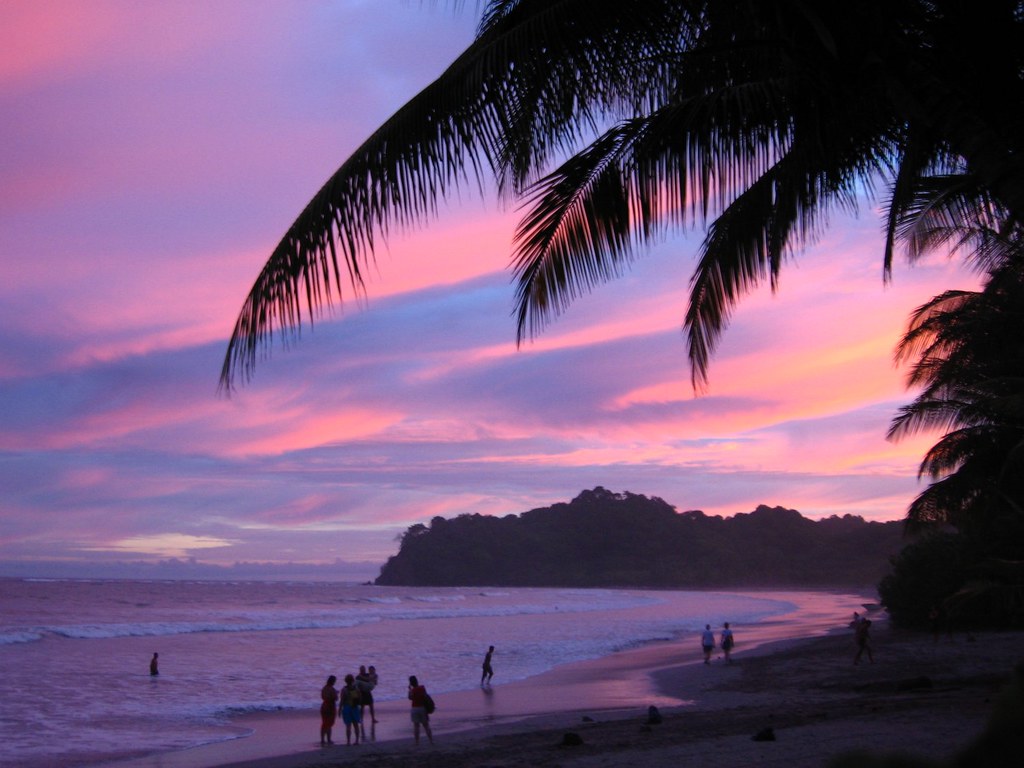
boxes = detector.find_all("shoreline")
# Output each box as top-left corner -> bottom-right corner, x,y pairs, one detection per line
103,589 -> 877,768
221,623 -> 1022,768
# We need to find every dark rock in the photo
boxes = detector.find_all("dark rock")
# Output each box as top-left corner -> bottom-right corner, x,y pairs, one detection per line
561,732 -> 584,747
752,727 -> 776,742
646,705 -> 663,724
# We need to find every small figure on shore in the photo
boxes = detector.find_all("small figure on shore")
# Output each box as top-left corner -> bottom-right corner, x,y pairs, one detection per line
853,618 -> 874,664
320,675 -> 338,746
701,625 -> 715,664
720,623 -> 735,663
408,675 -> 434,745
340,673 -> 362,745
481,645 -> 495,686
149,652 -> 159,676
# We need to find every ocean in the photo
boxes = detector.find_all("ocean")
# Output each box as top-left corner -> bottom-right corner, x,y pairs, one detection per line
0,578 -> 860,767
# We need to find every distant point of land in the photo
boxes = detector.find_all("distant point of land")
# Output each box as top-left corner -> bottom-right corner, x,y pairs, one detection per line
375,487 -> 904,588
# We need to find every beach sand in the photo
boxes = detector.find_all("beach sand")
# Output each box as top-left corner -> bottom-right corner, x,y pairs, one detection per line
110,617 -> 1023,768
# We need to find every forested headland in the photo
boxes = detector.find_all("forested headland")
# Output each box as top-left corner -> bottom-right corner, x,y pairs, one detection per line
375,487 -> 904,588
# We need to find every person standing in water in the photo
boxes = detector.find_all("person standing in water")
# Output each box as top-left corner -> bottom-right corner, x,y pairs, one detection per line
481,645 -> 495,686
149,653 -> 159,676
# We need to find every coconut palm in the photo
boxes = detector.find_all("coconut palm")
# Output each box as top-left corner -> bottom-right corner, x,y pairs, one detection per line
220,0 -> 1024,390
888,242 -> 1024,536
883,210 -> 1024,628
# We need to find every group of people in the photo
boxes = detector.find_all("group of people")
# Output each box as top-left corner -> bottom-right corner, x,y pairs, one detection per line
700,622 -> 735,664
319,665 -> 379,745
319,646 -> 497,746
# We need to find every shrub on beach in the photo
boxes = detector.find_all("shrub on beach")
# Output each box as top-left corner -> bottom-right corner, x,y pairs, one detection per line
878,532 -> 970,628
880,531 -> 1024,629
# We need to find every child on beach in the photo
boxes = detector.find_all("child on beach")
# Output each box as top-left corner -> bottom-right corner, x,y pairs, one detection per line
356,664 -> 378,730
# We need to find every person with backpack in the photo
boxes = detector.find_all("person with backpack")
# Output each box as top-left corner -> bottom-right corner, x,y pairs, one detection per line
407,675 -> 434,745
720,623 -> 735,663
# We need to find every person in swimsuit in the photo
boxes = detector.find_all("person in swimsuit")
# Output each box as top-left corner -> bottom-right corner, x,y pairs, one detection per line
149,653 -> 159,676
481,645 -> 494,686
320,675 -> 338,745
340,673 -> 362,745
408,675 -> 433,745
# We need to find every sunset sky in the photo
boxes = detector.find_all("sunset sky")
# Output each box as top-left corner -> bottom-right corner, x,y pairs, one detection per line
0,1 -> 979,581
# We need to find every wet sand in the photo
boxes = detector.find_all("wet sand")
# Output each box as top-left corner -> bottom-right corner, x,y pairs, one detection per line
102,593 -> 1023,768
214,623 -> 1021,768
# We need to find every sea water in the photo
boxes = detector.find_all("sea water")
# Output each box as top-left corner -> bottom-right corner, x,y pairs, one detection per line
0,578 -> 822,767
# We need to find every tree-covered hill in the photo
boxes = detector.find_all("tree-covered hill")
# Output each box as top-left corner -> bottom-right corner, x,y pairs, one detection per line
374,487 -> 905,587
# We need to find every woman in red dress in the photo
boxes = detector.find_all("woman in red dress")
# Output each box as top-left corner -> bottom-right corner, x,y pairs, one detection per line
320,675 -> 339,745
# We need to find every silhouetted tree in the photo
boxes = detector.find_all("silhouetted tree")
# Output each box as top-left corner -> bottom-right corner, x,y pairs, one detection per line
884,234 -> 1024,626
221,1 -> 1023,391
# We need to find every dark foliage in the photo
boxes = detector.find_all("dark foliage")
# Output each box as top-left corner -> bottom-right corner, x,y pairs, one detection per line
374,487 -> 903,587
878,532 -> 971,628
879,530 -> 1024,629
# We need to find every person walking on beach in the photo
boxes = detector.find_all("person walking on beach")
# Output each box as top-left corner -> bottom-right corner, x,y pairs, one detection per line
720,623 -> 735,663
481,645 -> 495,686
408,675 -> 434,745
853,618 -> 874,664
149,652 -> 159,676
701,625 -> 715,664
340,673 -> 362,745
320,675 -> 339,746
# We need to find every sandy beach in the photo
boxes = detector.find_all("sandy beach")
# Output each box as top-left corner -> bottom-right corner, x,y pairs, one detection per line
107,614 -> 1023,768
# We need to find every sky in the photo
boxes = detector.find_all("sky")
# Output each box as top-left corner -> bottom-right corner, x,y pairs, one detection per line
0,1 -> 979,582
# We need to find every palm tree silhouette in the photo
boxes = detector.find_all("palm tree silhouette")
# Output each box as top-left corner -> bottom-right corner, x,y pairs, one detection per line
220,1 -> 1023,391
